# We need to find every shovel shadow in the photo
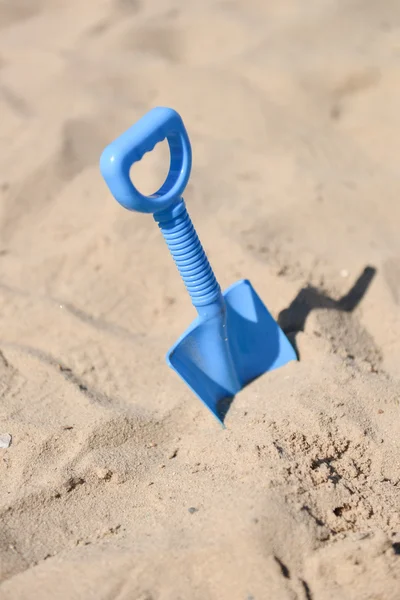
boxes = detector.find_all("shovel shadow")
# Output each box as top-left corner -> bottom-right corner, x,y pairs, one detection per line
277,266 -> 377,359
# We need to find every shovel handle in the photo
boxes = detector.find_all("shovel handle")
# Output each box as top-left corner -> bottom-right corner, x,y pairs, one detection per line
100,107 -> 192,214
100,108 -> 222,310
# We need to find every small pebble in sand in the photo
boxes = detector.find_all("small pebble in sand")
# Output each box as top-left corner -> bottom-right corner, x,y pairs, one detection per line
0,433 -> 12,448
188,507 -> 198,514
95,467 -> 112,481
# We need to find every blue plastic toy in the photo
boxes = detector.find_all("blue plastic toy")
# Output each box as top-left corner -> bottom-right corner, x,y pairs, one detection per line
100,107 -> 297,424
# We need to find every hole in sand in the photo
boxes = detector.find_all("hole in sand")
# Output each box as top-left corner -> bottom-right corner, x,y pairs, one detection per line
129,139 -> 170,197
393,542 -> 400,555
333,504 -> 351,517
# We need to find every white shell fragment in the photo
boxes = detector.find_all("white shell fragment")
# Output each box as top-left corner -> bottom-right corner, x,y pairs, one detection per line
0,433 -> 12,448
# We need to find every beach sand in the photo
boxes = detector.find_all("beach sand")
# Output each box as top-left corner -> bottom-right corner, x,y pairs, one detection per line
0,0 -> 400,598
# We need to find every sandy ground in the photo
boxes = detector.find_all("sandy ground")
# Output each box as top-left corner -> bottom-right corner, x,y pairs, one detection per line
0,0 -> 400,598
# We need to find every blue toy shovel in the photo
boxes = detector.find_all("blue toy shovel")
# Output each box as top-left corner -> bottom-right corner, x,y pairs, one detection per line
100,107 -> 296,424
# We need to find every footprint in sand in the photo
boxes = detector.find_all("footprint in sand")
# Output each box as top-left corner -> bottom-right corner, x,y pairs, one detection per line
0,85 -> 32,118
0,0 -> 41,30
1,117 -> 110,243
0,0 -> 64,31
329,67 -> 381,120
120,10 -> 257,66
83,0 -> 142,38
123,25 -> 181,62
114,0 -> 142,15
57,118 -> 110,182
0,411 -> 167,581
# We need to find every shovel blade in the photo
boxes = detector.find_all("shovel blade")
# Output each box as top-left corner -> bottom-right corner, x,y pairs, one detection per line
167,279 -> 296,423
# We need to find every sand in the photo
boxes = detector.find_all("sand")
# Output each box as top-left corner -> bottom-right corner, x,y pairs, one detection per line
0,0 -> 400,598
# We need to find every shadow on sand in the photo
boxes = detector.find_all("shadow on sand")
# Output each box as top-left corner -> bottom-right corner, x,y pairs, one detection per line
278,266 -> 377,359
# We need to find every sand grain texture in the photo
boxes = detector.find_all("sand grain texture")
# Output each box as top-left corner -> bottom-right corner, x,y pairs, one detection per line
0,0 -> 400,598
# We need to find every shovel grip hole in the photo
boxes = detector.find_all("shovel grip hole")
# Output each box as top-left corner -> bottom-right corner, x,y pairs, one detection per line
100,107 -> 192,214
129,139 -> 170,197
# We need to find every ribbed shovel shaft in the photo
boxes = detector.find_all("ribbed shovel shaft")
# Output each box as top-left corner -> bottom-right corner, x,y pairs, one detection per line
154,200 -> 221,307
